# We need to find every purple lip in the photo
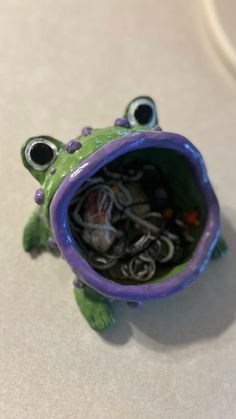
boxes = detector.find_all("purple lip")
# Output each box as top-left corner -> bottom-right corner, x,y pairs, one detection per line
50,131 -> 220,301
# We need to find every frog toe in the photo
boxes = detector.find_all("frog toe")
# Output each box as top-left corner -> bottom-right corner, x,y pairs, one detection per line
87,302 -> 116,331
23,209 -> 50,253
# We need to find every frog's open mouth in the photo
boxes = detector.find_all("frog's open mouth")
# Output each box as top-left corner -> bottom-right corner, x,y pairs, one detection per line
50,131 -> 220,301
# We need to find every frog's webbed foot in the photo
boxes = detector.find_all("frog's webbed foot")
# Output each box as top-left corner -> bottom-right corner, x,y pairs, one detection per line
74,284 -> 116,331
211,236 -> 228,260
23,209 -> 50,254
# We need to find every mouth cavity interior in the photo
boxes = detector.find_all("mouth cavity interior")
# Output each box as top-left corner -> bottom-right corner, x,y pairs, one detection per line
68,148 -> 206,285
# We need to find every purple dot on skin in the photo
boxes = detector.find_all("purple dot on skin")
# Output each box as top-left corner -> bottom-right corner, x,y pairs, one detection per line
34,188 -> 44,205
48,236 -> 58,250
66,140 -> 82,154
50,167 -> 57,175
81,126 -> 92,136
114,118 -> 131,129
127,301 -> 143,309
73,278 -> 84,289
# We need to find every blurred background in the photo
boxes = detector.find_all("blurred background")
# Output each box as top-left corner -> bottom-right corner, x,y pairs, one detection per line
0,1 -> 236,418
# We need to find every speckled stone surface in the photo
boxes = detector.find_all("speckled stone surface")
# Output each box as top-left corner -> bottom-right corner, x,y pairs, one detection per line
1,1 -> 236,418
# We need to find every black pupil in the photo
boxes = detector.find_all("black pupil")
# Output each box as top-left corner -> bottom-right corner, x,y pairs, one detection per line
30,142 -> 54,166
134,104 -> 153,125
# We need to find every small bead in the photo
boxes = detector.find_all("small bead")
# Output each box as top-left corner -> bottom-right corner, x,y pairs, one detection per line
48,236 -> 58,250
114,118 -> 131,129
73,278 -> 84,289
50,167 -> 57,175
154,125 -> 162,131
66,140 -> 82,154
81,126 -> 92,136
34,188 -> 44,205
127,301 -> 143,309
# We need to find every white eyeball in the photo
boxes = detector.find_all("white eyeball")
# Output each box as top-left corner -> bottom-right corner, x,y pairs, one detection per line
127,97 -> 157,128
25,137 -> 58,171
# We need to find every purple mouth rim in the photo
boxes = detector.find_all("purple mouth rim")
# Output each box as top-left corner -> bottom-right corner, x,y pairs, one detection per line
50,131 -> 220,301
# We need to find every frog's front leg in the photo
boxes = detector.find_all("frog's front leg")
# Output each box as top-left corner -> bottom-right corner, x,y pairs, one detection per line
211,236 -> 228,260
74,281 -> 116,331
23,208 -> 50,253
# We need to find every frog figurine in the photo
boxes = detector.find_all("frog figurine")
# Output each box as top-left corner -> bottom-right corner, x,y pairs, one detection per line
21,96 -> 228,331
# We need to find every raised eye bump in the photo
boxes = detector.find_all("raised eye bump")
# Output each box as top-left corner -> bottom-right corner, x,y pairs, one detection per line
126,97 -> 157,128
25,138 -> 58,171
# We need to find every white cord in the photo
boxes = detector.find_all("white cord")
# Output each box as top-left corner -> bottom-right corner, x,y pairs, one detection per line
203,0 -> 236,77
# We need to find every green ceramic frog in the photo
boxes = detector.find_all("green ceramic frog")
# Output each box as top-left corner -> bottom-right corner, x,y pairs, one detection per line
21,97 -> 227,331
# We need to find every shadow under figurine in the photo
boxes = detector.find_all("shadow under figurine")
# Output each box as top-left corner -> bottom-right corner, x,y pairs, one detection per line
21,96 -> 228,331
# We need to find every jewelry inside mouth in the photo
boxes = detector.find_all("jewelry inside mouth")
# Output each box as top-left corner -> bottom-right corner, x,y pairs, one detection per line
68,148 -> 206,285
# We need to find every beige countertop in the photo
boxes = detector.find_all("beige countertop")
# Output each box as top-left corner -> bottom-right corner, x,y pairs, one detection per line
1,1 -> 236,418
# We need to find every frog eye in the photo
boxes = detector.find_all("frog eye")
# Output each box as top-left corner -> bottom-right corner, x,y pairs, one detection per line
25,137 -> 58,171
126,97 -> 158,128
